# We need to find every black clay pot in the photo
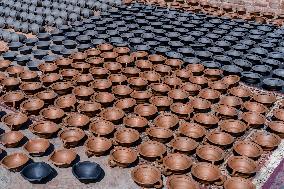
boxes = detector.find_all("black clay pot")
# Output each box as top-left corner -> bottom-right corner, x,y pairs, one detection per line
168,41 -> 184,50
226,50 -> 243,59
262,58 -> 280,69
207,47 -> 224,55
183,57 -> 201,65
24,38 -> 38,46
50,45 -> 64,54
165,51 -> 183,59
273,69 -> 284,79
43,55 -> 59,63
52,36 -> 65,45
252,65 -> 272,76
36,41 -> 51,50
239,39 -> 256,47
215,40 -> 231,50
33,50 -> 48,59
241,72 -> 261,84
21,162 -> 53,183
3,51 -> 18,61
202,61 -> 221,69
233,59 -> 252,71
212,29 -> 227,35
222,65 -> 243,76
78,44 -> 92,52
232,44 -> 249,52
248,35 -> 263,42
128,38 -> 144,45
63,40 -> 77,49
9,42 -> 23,51
134,45 -> 151,52
213,55 -> 232,65
245,54 -> 262,65
222,36 -> 238,44
268,52 -> 283,61
258,42 -> 275,50
66,32 -> 80,40
154,46 -> 171,54
178,47 -> 195,56
16,55 -> 31,66
195,51 -> 213,61
72,161 -> 102,182
19,46 -> 33,55
249,48 -> 268,58
263,78 -> 283,91
37,33 -> 50,41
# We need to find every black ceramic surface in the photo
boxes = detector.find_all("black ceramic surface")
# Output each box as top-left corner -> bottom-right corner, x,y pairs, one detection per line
20,162 -> 53,183
72,161 -> 102,181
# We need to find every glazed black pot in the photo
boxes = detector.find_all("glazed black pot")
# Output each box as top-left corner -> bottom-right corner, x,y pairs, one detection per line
72,161 -> 102,182
77,44 -> 92,52
268,52 -> 283,61
9,42 -> 23,51
36,41 -> 51,50
16,55 -> 31,66
262,78 -> 283,91
21,162 -> 54,183
232,44 -> 249,52
245,54 -> 262,65
213,55 -> 232,65
241,72 -> 261,84
262,58 -> 281,69
178,47 -> 195,57
215,40 -> 231,50
252,65 -> 272,76
50,45 -> 65,54
154,46 -> 171,55
195,51 -> 213,61
207,47 -> 224,55
233,59 -> 252,71
33,50 -> 48,59
65,32 -> 80,40
222,65 -> 243,76
19,46 -> 33,55
239,39 -> 255,47
226,50 -> 243,59
63,40 -> 77,49
168,41 -> 184,50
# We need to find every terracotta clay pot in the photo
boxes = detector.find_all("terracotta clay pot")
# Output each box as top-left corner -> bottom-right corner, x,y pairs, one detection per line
92,92 -> 115,107
272,109 -> 284,122
164,76 -> 183,89
135,60 -> 153,71
267,121 -> 284,138
108,74 -> 127,85
198,88 -> 220,103
161,153 -> 193,176
20,98 -> 44,115
89,118 -> 115,137
122,67 -> 141,78
170,102 -> 193,119
77,101 -> 101,117
123,115 -> 148,130
116,55 -> 134,66
6,65 -> 24,76
89,79 -> 112,92
29,121 -> 60,138
1,153 -> 29,171
219,96 -> 243,108
109,146 -> 137,168
215,105 -> 238,119
89,67 -> 109,79
71,62 -> 90,73
39,106 -> 65,123
0,60 -> 11,71
20,82 -> 43,95
146,127 -> 173,143
0,131 -> 24,148
70,52 -> 87,62
190,98 -> 211,113
168,89 -> 189,102
103,62 -> 122,74
170,137 -> 198,154
252,94 -> 276,107
206,131 -> 234,149
150,83 -> 171,96
221,75 -> 240,88
100,52 -> 118,62
38,63 -> 58,73
85,48 -> 101,57
219,120 -> 248,136
153,113 -> 179,129
72,86 -> 94,101
138,140 -> 167,162
140,71 -> 161,83
73,74 -> 94,86
189,76 -> 208,88
1,91 -> 25,108
181,82 -> 201,96
149,96 -> 173,111
233,141 -> 263,160
51,81 -> 74,95
98,43 -> 113,52
186,64 -> 204,76
131,164 -> 163,188
40,73 -> 61,87
55,58 -> 73,69
100,107 -> 125,124
128,77 -> 148,91
114,47 -> 130,55
153,64 -> 172,77
148,54 -> 167,64
253,132 -> 281,151
134,103 -> 158,120
1,77 -> 21,91
86,57 -> 104,67
19,70 -> 38,82
131,51 -> 149,60
54,94 -> 77,112
114,98 -> 136,113
166,175 -> 199,189
165,59 -> 184,70
243,101 -> 268,114
113,128 -> 140,147
63,113 -> 90,128
227,156 -> 257,178
58,127 -> 86,148
196,145 -> 224,164
224,177 -> 256,189
204,69 -> 223,81
112,85 -> 133,98
35,90 -> 58,105
49,149 -> 77,167
85,137 -> 112,157
193,113 -> 219,128
191,162 -> 225,185
24,138 -> 50,156
208,81 -> 228,93
178,122 -> 206,141
130,91 -> 152,104
241,112 -> 266,128
2,112 -> 28,130
229,87 -> 251,101
175,69 -> 193,82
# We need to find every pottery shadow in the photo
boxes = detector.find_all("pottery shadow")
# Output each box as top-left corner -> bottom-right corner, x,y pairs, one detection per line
43,143 -> 55,156
21,119 -> 33,130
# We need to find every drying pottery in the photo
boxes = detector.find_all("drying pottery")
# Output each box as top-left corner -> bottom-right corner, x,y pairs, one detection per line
243,101 -> 268,114
122,67 -> 141,78
98,43 -> 114,52
40,73 -> 61,87
222,75 -> 240,88
38,63 -> 58,73
2,112 -> 28,130
219,120 -> 248,136
233,141 -> 263,159
227,156 -> 257,178
20,162 -> 53,183
89,118 -> 115,137
1,153 -> 29,171
134,103 -> 158,119
109,146 -> 137,168
116,55 -> 134,66
54,94 -> 77,112
0,131 -> 24,148
39,106 -> 65,123
162,153 -> 193,175
204,68 -> 223,81
131,51 -> 148,60
170,102 -> 193,119
100,107 -> 125,124
55,58 -> 72,69
58,127 -> 86,148
1,91 -> 25,108
113,128 -> 140,147
123,115 -> 148,130
70,52 -> 87,62
215,105 -> 238,119
86,57 -> 104,67
198,88 -> 221,103
108,74 -> 127,85
153,64 -> 172,77
267,121 -> 284,138
73,74 -> 94,86
89,79 -> 112,92
241,112 -> 266,128
19,70 -> 38,82
85,137 -> 112,157
114,98 -> 136,113
92,92 -> 115,107
138,140 -> 166,162
224,177 -> 256,189
166,175 -> 200,189
89,67 -> 109,79
175,69 -> 192,81
35,90 -> 57,105
114,47 -> 130,55
112,85 -> 133,98
1,77 -> 21,91
135,60 -> 153,71
273,109 -> 284,122
20,98 -> 44,115
193,113 -> 219,128
130,91 -> 152,104
6,65 -> 24,76
186,64 -> 204,76
181,82 -> 201,96
29,121 -> 60,138
20,82 -> 43,95
148,54 -> 167,64
77,102 -> 101,117
63,113 -> 90,128
72,161 -> 102,181
49,149 -> 77,167
253,132 -> 281,151
24,138 -> 50,156
208,81 -> 228,93
190,98 -> 211,112
150,83 -> 171,95
164,76 -> 182,88
72,86 -> 94,100
128,77 -> 148,91
170,137 -> 198,154
219,96 -> 243,108
229,87 -> 251,101
149,96 -> 173,111
146,127 -> 173,143
153,113 -> 179,129
85,48 -> 101,57
104,62 -> 122,74
196,145 -> 224,164
51,81 -> 74,95
178,122 -> 206,140
168,89 -> 189,102
253,94 -> 276,106
206,131 -> 234,148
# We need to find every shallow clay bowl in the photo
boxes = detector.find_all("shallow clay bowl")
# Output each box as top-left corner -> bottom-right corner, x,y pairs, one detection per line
153,113 -> 179,129
252,93 -> 276,107
222,75 -> 240,88
178,122 -> 206,140
1,91 -> 25,108
29,121 -> 60,138
112,85 -> 133,98
1,112 -> 28,130
243,101 -> 268,114
196,145 -> 225,164
20,98 -> 44,115
219,96 -> 243,108
89,119 -> 115,137
138,140 -> 167,161
267,121 -> 284,138
233,141 -> 263,159
19,82 -> 43,95
99,107 -> 125,124
186,64 -> 204,75
149,96 -> 173,111
198,88 -> 221,103
134,103 -> 158,119
1,153 -> 29,171
215,105 -> 238,119
206,131 -> 234,148
170,102 -> 193,119
91,92 -> 115,107
181,82 -> 201,96
49,149 -> 77,167
253,132 -> 281,151
39,106 -> 65,123
0,131 -> 25,148
50,81 -> 74,95
208,81 -> 228,93
113,128 -> 140,147
150,83 -> 171,95
162,153 -> 193,175
114,98 -> 136,113
191,162 -> 223,184
219,120 -> 248,136
131,164 -> 163,189
58,128 -> 86,148
146,127 -> 173,143
224,177 -> 256,189
227,156 -> 257,178
166,175 -> 199,189
241,112 -> 266,128
109,147 -> 137,168
273,109 -> 284,122
72,161 -> 102,182
54,95 -> 77,111
35,90 -> 57,105
63,113 -> 90,128
190,98 -> 211,112
229,87 -> 251,101
24,138 -> 50,156
20,162 -> 53,183
193,113 -> 219,128
85,137 -> 112,157
170,137 -> 198,154
77,102 -> 101,117
123,115 -> 148,130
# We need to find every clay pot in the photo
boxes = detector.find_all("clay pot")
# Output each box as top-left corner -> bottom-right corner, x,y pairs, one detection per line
89,119 -> 115,137
85,48 -> 101,57
219,96 -> 243,108
35,90 -> 58,105
161,153 -> 193,175
191,163 -> 225,185
86,57 -> 104,67
90,79 -> 112,92
175,69 -> 193,82
170,103 -> 193,119
38,63 -> 58,73
58,127 -> 86,148
99,107 -> 125,124
138,140 -> 166,162
0,131 -> 24,148
170,137 -> 198,154
168,89 -> 189,103
134,103 -> 158,120
73,74 -> 94,86
131,164 -> 163,188
186,64 -> 204,76
135,60 -> 153,71
20,82 -> 43,95
150,83 -> 171,96
89,67 -> 109,79
224,177 -> 256,189
123,115 -> 148,130
109,147 -> 137,167
131,51 -> 149,60
24,138 -> 50,156
215,105 -> 238,119
146,127 -> 173,143
77,102 -> 101,117
140,71 -> 161,83
253,132 -> 281,151
130,91 -> 152,104
114,98 -> 136,113
98,43 -> 113,52
148,54 -> 167,64
198,89 -> 220,103
0,60 -> 11,71
204,69 -> 223,81
55,58 -> 73,69
153,113 -> 179,129
243,101 -> 268,114
128,77 -> 148,91
206,131 -> 234,149
100,52 -> 118,62
233,141 -> 263,159
116,55 -> 134,66
114,47 -> 130,55
196,145 -> 224,164
104,62 -> 122,74
208,81 -> 228,94
113,128 -> 140,147
229,87 -> 251,101
166,175 -> 199,189
1,153 -> 29,171
19,70 -> 38,82
1,77 -> 21,91
193,113 -> 219,128
273,109 -> 284,122
1,91 -> 25,108
49,149 -> 77,167
149,96 -> 173,111
227,156 -> 257,178
72,86 -> 94,101
70,52 -> 87,62
153,64 -> 172,77
178,122 -> 206,140
165,59 -> 184,70
164,76 -> 183,89
40,73 -> 61,87
85,137 -> 112,157
190,98 -> 211,113
241,112 -> 266,128
108,74 -> 127,85
181,82 -> 201,96
71,62 -> 90,73
51,81 -> 73,95
189,76 -> 208,88
6,66 -> 24,76
112,85 -> 133,98
2,112 -> 28,130
219,120 -> 248,136
54,94 -> 77,112
29,121 -> 60,138
20,98 -> 44,115
63,113 -> 90,128
267,121 -> 284,138
39,106 -> 65,123
60,69 -> 80,81
252,94 -> 276,107
222,75 -> 240,88
92,92 -> 115,107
